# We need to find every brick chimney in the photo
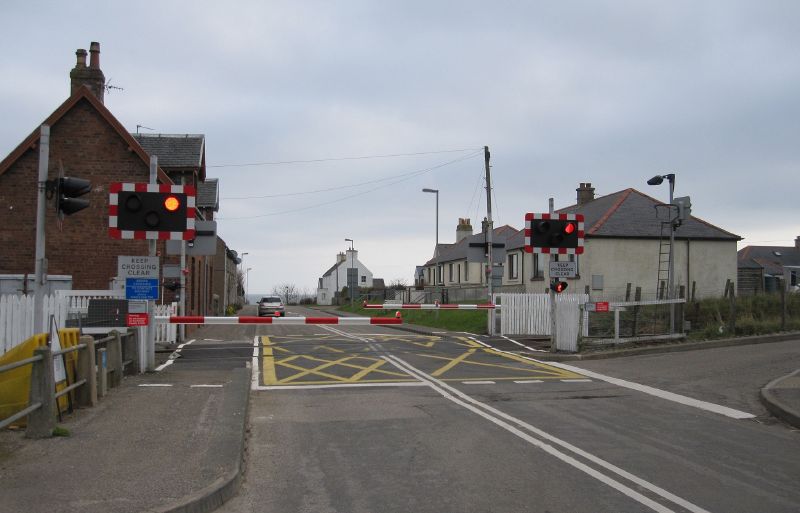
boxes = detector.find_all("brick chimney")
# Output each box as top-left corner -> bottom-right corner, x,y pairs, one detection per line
337,252 -> 346,264
70,41 -> 105,103
576,182 -> 595,205
456,218 -> 473,242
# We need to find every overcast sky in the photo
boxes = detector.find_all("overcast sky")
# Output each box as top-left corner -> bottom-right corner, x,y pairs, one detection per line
2,1 -> 798,296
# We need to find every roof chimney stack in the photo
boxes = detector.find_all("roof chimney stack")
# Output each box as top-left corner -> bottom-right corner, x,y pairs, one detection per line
456,218 -> 473,242
577,182 -> 595,205
70,41 -> 105,103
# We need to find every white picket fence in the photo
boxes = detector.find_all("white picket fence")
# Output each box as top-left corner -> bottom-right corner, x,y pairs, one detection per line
495,293 -> 589,352
1,292 -> 178,355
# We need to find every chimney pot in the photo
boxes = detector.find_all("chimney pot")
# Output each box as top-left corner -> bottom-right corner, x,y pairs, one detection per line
75,49 -> 87,68
89,42 -> 100,68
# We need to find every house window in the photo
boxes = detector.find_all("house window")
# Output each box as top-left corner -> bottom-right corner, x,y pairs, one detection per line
449,263 -> 454,282
361,276 -> 366,283
569,254 -> 580,275
437,265 -> 444,285
457,264 -> 461,283
532,254 -> 543,279
508,253 -> 519,280
792,270 -> 797,286
464,262 -> 469,281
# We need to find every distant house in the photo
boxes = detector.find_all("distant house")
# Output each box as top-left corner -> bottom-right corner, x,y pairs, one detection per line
419,184 -> 741,302
316,248 -> 374,305
418,218 -> 520,302
737,238 -> 800,295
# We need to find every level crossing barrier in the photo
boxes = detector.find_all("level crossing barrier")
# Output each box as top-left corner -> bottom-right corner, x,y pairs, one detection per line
361,302 -> 500,310
155,316 -> 403,325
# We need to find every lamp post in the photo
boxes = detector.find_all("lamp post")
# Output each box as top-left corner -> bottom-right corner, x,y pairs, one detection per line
345,238 -> 354,307
647,173 -> 676,333
422,188 -> 439,256
246,267 -> 252,305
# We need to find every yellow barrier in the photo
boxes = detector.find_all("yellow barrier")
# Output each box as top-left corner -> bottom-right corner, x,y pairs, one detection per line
0,328 -> 83,427
0,333 -> 48,426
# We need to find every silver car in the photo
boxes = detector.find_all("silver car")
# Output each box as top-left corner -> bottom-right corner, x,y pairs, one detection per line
258,296 -> 285,317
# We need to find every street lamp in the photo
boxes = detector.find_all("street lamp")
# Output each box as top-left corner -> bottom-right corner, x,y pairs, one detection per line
647,173 -> 676,333
422,188 -> 439,256
345,238 -> 354,307
246,267 -> 252,305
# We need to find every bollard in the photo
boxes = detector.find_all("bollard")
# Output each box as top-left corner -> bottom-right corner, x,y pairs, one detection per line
76,336 -> 97,407
97,348 -> 108,398
27,346 -> 56,438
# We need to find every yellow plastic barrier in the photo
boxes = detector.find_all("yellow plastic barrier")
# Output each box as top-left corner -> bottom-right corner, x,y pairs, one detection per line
0,329 -> 83,427
0,333 -> 48,427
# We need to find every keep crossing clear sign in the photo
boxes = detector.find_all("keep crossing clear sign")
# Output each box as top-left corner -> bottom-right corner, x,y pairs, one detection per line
549,261 -> 577,278
118,256 -> 160,301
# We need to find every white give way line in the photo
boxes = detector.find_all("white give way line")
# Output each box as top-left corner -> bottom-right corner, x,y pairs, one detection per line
317,325 -> 711,513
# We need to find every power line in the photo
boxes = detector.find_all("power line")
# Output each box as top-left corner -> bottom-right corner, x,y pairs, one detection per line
218,150 -> 483,220
208,147 -> 483,169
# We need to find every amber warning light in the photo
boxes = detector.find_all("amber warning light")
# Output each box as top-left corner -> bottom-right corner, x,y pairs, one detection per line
163,195 -> 180,212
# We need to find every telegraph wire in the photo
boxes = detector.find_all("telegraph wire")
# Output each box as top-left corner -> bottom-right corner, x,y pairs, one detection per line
208,147 -> 482,169
218,150 -> 483,220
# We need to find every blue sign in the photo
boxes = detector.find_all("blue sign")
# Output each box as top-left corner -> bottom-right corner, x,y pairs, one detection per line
125,277 -> 159,300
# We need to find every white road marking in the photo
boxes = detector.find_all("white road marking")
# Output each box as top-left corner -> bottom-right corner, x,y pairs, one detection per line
138,384 -> 173,387
499,335 -> 549,352
383,353 -> 710,513
251,336 -> 261,390
256,382 -> 427,391
539,360 -> 755,420
155,338 -> 196,372
463,381 -> 495,385
514,380 -> 544,384
190,384 -> 224,388
561,379 -> 593,383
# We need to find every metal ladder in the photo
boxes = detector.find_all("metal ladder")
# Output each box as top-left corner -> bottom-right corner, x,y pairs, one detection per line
656,221 -> 671,299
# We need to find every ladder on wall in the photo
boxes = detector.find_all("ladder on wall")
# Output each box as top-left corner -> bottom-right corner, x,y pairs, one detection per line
654,204 -> 677,300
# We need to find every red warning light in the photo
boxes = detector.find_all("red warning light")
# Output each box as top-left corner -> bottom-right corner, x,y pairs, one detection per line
564,222 -> 576,235
163,195 -> 180,212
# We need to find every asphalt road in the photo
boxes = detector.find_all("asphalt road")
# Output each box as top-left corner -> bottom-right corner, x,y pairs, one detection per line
170,306 -> 800,513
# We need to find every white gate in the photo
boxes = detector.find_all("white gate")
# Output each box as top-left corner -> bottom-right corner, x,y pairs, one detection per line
495,293 -> 588,352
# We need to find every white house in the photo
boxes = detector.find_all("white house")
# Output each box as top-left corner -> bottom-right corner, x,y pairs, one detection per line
503,183 -> 741,300
316,249 -> 374,305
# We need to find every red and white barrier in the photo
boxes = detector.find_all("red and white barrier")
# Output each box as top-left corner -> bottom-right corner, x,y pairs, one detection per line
155,316 -> 402,325
362,303 -> 499,310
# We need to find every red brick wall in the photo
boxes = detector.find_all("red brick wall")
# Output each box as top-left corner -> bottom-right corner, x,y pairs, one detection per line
0,98 -> 153,289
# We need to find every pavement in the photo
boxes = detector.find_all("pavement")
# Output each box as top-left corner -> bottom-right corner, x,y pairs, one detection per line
0,314 -> 797,513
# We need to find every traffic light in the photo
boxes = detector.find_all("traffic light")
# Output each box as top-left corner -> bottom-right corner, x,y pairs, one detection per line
117,191 -> 188,232
56,177 -> 91,216
525,213 -> 584,254
530,219 -> 580,249
550,279 -> 568,293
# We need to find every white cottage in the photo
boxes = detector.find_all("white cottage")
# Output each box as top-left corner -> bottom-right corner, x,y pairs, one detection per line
316,249 -> 374,305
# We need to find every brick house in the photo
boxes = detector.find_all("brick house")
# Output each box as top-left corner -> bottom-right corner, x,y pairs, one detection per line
0,42 -> 234,317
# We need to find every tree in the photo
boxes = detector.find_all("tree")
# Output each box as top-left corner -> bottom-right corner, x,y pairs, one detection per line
273,283 -> 298,305
389,278 -> 408,290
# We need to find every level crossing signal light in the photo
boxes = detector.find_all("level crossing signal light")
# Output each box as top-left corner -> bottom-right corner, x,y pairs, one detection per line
56,177 -> 91,216
117,191 -> 188,232
531,219 -> 579,249
550,278 -> 568,294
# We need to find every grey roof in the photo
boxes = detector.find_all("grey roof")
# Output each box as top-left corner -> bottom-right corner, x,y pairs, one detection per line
322,261 -> 342,277
196,178 -> 219,210
556,188 -> 740,241
131,133 -> 205,168
423,225 -> 520,266
738,244 -> 800,274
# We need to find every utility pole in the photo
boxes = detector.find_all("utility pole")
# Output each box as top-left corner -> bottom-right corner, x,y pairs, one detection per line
549,197 -> 558,352
33,125 -> 50,334
484,146 -> 495,334
146,156 -> 157,371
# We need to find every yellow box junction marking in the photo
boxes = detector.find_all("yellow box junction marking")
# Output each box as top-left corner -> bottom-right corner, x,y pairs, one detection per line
419,337 -> 586,381
259,335 -> 415,386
